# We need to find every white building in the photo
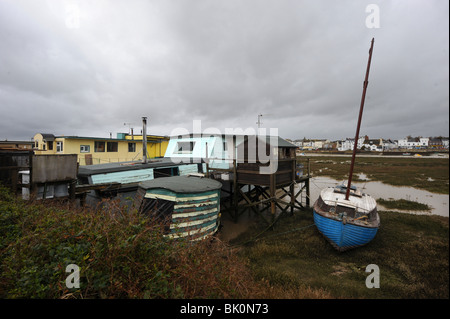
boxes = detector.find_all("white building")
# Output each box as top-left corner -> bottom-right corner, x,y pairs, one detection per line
338,137 -> 365,151
362,138 -> 383,151
381,139 -> 398,150
398,137 -> 429,149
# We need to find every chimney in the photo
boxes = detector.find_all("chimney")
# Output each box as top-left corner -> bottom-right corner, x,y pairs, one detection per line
142,117 -> 147,164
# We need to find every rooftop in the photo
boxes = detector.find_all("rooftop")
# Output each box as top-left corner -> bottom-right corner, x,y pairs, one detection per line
77,158 -> 180,176
139,175 -> 222,193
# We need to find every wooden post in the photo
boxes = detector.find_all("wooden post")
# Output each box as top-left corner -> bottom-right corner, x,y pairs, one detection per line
43,183 -> 47,200
270,173 -> 276,224
233,159 -> 238,222
307,158 -> 310,177
306,158 -> 311,207
69,179 -> 76,201
290,159 -> 295,215
11,168 -> 18,196
142,117 -> 148,164
306,178 -> 310,208
205,143 -> 210,178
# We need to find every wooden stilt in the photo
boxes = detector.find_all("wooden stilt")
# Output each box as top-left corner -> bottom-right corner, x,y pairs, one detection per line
233,159 -> 238,222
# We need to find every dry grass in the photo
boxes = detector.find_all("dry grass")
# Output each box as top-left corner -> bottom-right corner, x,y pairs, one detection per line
231,208 -> 449,299
0,187 -> 269,299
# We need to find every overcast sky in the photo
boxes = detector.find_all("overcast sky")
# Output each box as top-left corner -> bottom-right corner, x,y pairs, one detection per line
0,0 -> 448,141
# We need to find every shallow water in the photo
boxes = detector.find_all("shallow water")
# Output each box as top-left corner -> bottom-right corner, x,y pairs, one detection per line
219,175 -> 449,241
308,176 -> 449,217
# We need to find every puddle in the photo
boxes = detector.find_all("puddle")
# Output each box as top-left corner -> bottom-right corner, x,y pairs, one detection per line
356,173 -> 370,181
219,174 -> 449,241
309,176 -> 449,217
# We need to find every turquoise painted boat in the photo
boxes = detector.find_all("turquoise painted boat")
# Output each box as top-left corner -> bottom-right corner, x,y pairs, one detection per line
313,185 -> 380,252
136,175 -> 222,241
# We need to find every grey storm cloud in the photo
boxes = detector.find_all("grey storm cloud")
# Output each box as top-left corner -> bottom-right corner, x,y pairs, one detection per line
0,0 -> 448,141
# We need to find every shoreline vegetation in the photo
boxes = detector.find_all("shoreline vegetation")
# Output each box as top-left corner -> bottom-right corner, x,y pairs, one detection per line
1,186 -> 448,299
231,209 -> 448,299
298,154 -> 449,195
377,198 -> 432,211
0,187 -> 262,299
1,156 -> 448,299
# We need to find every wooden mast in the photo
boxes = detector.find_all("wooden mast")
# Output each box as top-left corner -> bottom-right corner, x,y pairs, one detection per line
345,38 -> 375,200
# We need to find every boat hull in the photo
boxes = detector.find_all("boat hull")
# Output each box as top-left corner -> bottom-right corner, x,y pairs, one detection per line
313,210 -> 378,252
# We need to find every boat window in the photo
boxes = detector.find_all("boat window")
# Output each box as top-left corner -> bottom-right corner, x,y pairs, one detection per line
80,145 -> 90,153
94,141 -> 105,152
56,141 -> 63,152
107,142 -> 118,152
128,142 -> 136,152
175,141 -> 195,154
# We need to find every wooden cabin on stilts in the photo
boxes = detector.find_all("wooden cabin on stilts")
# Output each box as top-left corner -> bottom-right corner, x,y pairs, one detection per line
203,134 -> 311,227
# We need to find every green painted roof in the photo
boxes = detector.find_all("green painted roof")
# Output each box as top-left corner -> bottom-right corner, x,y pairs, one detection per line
139,175 -> 222,193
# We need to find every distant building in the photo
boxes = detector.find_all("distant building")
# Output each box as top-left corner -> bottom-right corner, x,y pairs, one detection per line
33,133 -> 169,165
294,138 -> 330,150
362,138 -> 383,151
398,137 -> 428,149
381,139 -> 398,151
429,137 -> 446,149
337,137 -> 365,151
0,140 -> 34,150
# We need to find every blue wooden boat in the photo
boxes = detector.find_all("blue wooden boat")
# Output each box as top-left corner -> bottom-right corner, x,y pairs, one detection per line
313,38 -> 380,251
313,185 -> 380,251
